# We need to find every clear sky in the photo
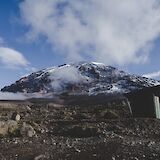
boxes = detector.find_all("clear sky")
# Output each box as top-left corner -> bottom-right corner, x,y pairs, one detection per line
1,0 -> 160,88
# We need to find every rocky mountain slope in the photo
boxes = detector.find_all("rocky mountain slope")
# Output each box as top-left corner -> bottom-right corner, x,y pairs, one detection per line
1,62 -> 160,95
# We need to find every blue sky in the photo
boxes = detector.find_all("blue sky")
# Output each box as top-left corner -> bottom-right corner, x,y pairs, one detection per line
0,0 -> 65,88
1,0 -> 160,88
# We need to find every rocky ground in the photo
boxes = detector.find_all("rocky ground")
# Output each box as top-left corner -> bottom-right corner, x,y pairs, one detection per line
0,97 -> 160,160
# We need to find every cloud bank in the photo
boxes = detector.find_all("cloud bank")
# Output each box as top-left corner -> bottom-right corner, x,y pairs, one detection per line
20,0 -> 160,65
50,65 -> 88,91
0,36 -> 29,69
0,92 -> 56,100
0,47 -> 29,68
0,92 -> 27,100
143,71 -> 160,79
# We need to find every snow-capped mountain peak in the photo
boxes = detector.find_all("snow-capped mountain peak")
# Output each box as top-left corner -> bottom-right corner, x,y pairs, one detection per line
1,62 -> 160,95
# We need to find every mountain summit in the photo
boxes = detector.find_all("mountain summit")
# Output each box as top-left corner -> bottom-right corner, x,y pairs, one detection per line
1,62 -> 160,95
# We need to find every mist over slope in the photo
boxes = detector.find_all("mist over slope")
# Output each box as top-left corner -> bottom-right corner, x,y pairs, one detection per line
1,62 -> 160,96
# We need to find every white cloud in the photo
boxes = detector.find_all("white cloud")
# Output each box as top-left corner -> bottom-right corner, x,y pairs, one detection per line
143,71 -> 160,79
0,47 -> 29,68
0,92 -> 55,100
50,65 -> 88,91
19,0 -> 160,65
0,92 -> 27,100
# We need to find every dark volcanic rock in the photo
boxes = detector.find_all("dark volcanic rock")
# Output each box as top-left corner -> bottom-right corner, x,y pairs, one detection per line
0,100 -> 159,159
1,62 -> 160,96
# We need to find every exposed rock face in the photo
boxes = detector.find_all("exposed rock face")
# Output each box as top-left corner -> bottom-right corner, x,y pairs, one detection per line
1,62 -> 160,96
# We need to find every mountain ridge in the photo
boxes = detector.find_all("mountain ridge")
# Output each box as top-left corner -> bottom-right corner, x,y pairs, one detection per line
1,62 -> 160,96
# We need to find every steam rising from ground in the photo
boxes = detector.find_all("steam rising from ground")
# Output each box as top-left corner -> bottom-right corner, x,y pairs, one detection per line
20,0 -> 160,65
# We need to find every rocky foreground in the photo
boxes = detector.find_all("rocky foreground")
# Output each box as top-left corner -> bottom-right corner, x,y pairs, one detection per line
0,97 -> 160,160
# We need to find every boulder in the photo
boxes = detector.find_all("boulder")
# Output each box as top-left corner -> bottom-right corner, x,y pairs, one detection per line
11,113 -> 21,122
20,122 -> 36,138
0,120 -> 18,137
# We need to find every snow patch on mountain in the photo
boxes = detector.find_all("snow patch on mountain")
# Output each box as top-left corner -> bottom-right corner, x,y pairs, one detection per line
1,62 -> 160,96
